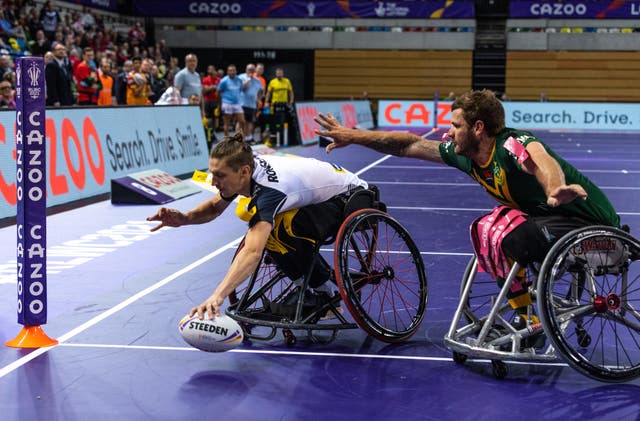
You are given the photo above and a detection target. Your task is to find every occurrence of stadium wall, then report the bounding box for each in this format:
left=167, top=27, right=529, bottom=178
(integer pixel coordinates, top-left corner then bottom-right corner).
left=154, top=18, right=476, bottom=50
left=506, top=51, right=640, bottom=102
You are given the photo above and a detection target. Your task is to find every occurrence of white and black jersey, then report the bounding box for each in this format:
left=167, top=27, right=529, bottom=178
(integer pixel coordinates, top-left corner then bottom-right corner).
left=239, top=155, right=367, bottom=227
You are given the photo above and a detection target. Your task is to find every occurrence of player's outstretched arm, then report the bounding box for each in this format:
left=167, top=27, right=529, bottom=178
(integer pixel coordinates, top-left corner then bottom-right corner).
left=314, top=112, right=444, bottom=163
left=525, top=141, right=587, bottom=207
left=191, top=220, right=272, bottom=319
left=547, top=185, right=588, bottom=207
left=146, top=207, right=187, bottom=232
left=146, top=194, right=232, bottom=232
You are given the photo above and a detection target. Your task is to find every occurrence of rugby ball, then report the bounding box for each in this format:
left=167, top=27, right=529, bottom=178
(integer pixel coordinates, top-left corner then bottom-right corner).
left=178, top=314, right=244, bottom=352
left=132, top=72, right=145, bottom=85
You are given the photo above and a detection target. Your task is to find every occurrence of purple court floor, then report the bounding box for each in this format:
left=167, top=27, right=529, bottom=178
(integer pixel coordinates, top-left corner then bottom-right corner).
left=1, top=128, right=640, bottom=420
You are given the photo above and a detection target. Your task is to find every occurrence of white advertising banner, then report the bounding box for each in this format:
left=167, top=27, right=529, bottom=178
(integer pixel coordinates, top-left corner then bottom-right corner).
left=0, top=106, right=209, bottom=219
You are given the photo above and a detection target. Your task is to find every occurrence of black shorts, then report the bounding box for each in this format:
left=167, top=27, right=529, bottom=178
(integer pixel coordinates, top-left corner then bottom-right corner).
left=242, top=106, right=257, bottom=124
left=204, top=101, right=217, bottom=119
left=502, top=214, right=595, bottom=266
left=265, top=195, right=346, bottom=287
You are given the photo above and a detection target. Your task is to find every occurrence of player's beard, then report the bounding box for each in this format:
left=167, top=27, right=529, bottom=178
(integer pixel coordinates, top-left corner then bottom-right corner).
left=454, top=130, right=479, bottom=158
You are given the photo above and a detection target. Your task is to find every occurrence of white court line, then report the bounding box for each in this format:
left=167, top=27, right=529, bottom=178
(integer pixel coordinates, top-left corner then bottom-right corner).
left=318, top=248, right=472, bottom=257
left=387, top=206, right=640, bottom=217
left=389, top=206, right=489, bottom=212
left=0, top=236, right=244, bottom=379
left=421, top=127, right=438, bottom=139
left=375, top=165, right=640, bottom=174
left=353, top=155, right=392, bottom=176
left=56, top=342, right=569, bottom=368
left=370, top=181, right=640, bottom=190
left=0, top=157, right=392, bottom=379
left=546, top=129, right=640, bottom=134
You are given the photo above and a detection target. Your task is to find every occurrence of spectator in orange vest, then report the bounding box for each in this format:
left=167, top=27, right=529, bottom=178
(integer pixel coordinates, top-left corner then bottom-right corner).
left=97, top=57, right=115, bottom=106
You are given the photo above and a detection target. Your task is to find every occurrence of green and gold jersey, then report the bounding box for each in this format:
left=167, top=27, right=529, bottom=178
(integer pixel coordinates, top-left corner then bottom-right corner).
left=439, top=128, right=620, bottom=227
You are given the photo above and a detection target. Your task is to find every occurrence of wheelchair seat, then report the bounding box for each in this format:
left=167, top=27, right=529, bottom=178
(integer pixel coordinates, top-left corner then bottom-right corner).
left=343, top=185, right=387, bottom=217
left=321, top=185, right=386, bottom=246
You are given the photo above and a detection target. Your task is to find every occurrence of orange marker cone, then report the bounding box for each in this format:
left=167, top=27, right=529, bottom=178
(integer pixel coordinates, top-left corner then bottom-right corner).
left=5, top=326, right=58, bottom=348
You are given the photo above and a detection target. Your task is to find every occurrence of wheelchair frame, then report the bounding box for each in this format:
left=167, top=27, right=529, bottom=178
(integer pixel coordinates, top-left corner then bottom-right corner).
left=445, top=225, right=640, bottom=382
left=226, top=187, right=428, bottom=347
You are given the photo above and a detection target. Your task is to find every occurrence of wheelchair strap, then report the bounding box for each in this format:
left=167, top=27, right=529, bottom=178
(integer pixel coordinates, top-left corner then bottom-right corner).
left=470, top=205, right=527, bottom=282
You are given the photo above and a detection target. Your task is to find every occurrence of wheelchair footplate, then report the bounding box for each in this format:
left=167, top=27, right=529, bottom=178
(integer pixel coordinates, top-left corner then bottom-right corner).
left=227, top=282, right=358, bottom=346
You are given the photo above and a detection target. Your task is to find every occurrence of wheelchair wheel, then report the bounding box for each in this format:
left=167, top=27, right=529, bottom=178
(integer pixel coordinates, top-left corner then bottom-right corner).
left=334, top=209, right=427, bottom=343
left=459, top=256, right=537, bottom=327
left=460, top=255, right=504, bottom=326
left=537, top=226, right=640, bottom=382
left=228, top=237, right=289, bottom=314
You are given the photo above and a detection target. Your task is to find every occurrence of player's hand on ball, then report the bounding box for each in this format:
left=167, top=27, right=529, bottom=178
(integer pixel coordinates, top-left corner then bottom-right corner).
left=190, top=294, right=224, bottom=320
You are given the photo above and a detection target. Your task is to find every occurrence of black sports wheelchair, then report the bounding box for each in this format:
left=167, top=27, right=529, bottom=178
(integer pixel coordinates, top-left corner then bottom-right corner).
left=444, top=224, right=640, bottom=382
left=226, top=186, right=428, bottom=347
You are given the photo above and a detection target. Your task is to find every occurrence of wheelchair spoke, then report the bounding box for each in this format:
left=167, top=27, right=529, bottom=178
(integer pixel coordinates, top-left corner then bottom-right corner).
left=622, top=302, right=640, bottom=325
left=609, top=310, right=640, bottom=334
left=552, top=302, right=598, bottom=323
left=602, top=316, right=638, bottom=369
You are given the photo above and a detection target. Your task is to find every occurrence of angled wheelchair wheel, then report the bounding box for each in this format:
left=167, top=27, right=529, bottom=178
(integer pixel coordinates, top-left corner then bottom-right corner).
left=334, top=209, right=427, bottom=343
left=460, top=255, right=509, bottom=326
left=459, top=256, right=537, bottom=328
left=537, top=226, right=640, bottom=382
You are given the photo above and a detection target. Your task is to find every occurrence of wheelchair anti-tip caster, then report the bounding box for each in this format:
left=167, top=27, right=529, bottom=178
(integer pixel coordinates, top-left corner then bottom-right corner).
left=491, top=360, right=508, bottom=380
left=452, top=351, right=467, bottom=365
left=576, top=326, right=591, bottom=348
left=283, top=329, right=297, bottom=347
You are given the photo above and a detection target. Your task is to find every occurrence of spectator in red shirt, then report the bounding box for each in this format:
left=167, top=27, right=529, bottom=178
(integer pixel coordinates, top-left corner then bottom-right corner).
left=202, top=64, right=220, bottom=139
left=74, top=46, right=99, bottom=105
left=128, top=21, right=146, bottom=50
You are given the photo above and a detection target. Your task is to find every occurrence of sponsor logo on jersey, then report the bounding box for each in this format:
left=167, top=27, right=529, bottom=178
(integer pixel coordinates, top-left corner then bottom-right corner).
left=256, top=157, right=279, bottom=182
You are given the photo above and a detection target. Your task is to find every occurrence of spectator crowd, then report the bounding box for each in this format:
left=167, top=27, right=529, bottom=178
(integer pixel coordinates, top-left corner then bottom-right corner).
left=0, top=0, right=297, bottom=147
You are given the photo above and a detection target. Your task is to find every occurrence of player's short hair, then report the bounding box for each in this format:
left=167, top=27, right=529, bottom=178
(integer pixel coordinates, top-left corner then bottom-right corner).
left=210, top=132, right=254, bottom=171
left=452, top=89, right=505, bottom=137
